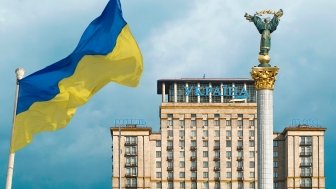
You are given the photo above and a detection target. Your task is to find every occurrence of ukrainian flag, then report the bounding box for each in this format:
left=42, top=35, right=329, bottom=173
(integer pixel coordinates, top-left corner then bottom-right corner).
left=11, top=0, right=143, bottom=152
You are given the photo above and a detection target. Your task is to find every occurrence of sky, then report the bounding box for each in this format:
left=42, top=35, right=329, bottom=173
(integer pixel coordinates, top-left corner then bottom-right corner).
left=0, top=0, right=335, bottom=188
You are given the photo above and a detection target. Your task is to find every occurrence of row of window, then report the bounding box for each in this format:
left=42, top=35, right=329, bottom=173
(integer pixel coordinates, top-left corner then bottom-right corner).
left=167, top=119, right=255, bottom=127
left=155, top=171, right=255, bottom=179
left=157, top=181, right=255, bottom=189
left=164, top=130, right=255, bottom=138
left=155, top=150, right=257, bottom=159
left=155, top=160, right=255, bottom=169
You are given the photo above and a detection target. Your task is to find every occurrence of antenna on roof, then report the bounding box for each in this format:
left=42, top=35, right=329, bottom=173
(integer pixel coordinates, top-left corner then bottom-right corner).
left=203, top=74, right=205, bottom=79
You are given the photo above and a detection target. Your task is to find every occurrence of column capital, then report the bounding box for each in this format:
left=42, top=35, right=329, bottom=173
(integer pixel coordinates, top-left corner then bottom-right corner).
left=251, top=67, right=279, bottom=90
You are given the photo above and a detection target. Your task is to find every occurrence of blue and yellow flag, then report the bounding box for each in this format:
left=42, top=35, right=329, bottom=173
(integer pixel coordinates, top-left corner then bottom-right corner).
left=11, top=0, right=143, bottom=152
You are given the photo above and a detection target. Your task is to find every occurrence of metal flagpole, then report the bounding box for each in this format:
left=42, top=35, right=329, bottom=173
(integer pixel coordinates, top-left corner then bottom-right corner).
left=118, top=121, right=121, bottom=189
left=5, top=68, right=25, bottom=189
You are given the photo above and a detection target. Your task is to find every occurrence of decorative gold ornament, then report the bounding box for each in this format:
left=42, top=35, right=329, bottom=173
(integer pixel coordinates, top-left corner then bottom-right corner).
left=251, top=67, right=279, bottom=90
left=258, top=54, right=271, bottom=64
left=255, top=9, right=276, bottom=16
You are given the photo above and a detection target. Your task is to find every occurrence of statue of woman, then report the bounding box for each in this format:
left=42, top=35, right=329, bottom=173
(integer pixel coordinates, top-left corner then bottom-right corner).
left=245, top=9, right=283, bottom=56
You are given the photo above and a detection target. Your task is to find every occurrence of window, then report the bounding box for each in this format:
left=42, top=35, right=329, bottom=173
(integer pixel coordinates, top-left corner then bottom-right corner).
left=238, top=161, right=243, bottom=168
left=168, top=114, right=173, bottom=118
left=249, top=140, right=255, bottom=147
left=191, top=130, right=196, bottom=137
left=215, top=114, right=220, bottom=118
left=238, top=182, right=243, bottom=189
left=179, top=161, right=185, bottom=168
left=238, top=140, right=243, bottom=147
left=273, top=182, right=278, bottom=188
left=250, top=182, right=255, bottom=189
left=226, top=120, right=231, bottom=126
left=249, top=120, right=255, bottom=127
left=237, top=120, right=243, bottom=127
left=214, top=140, right=220, bottom=147
left=179, top=151, right=185, bottom=158
left=179, top=172, right=185, bottom=178
left=226, top=151, right=232, bottom=158
left=238, top=130, right=243, bottom=137
left=191, top=140, right=197, bottom=147
left=226, top=140, right=232, bottom=147
left=191, top=114, right=196, bottom=118
left=168, top=181, right=173, bottom=189
left=226, top=182, right=232, bottom=188
left=273, top=140, right=278, bottom=147
left=273, top=161, right=278, bottom=168
left=180, top=182, right=185, bottom=188
left=203, top=151, right=208, bottom=157
left=203, top=130, right=208, bottom=137
left=238, top=171, right=243, bottom=178
left=215, top=130, right=220, bottom=137
left=203, top=161, right=209, bottom=168
left=250, top=161, right=255, bottom=168
left=167, top=140, right=173, bottom=147
left=226, top=161, right=231, bottom=168
left=156, top=182, right=162, bottom=189
left=203, top=172, right=209, bottom=178
left=203, top=181, right=209, bottom=189
left=203, top=120, right=208, bottom=126
left=301, top=178, right=312, bottom=187
left=179, top=120, right=185, bottom=127
left=238, top=151, right=243, bottom=158
left=273, top=151, right=278, bottom=157
left=156, top=161, right=161, bottom=168
left=156, top=140, right=161, bottom=147
left=179, top=140, right=185, bottom=148
left=249, top=130, right=255, bottom=137
left=226, top=130, right=232, bottom=137
left=214, top=120, right=220, bottom=126
left=156, top=172, right=162, bottom=178
left=249, top=151, right=255, bottom=158
left=179, top=130, right=185, bottom=137
left=168, top=120, right=173, bottom=127
left=273, top=171, right=278, bottom=178
left=191, top=182, right=197, bottom=189
left=203, top=140, right=208, bottom=147
left=191, top=120, right=197, bottom=127
left=156, top=151, right=161, bottom=158
left=250, top=172, right=255, bottom=178
left=238, top=114, right=243, bottom=118
left=167, top=130, right=173, bottom=137
left=226, top=172, right=232, bottom=178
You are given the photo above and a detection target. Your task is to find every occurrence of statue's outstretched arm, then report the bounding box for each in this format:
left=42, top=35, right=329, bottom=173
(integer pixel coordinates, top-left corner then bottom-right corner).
left=270, top=9, right=283, bottom=32
left=244, top=13, right=254, bottom=22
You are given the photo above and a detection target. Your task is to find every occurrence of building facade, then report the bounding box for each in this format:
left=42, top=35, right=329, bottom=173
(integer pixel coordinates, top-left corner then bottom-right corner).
left=111, top=78, right=325, bottom=189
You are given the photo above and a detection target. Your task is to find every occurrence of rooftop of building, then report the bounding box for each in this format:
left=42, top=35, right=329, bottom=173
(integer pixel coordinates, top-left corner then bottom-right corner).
left=282, top=124, right=326, bottom=134
left=110, top=124, right=153, bottom=135
left=157, top=78, right=254, bottom=94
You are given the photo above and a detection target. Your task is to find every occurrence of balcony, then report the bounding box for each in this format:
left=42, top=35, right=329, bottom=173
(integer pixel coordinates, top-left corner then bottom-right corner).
left=300, top=173, right=312, bottom=177
left=191, top=177, right=197, bottom=181
left=167, top=156, right=173, bottom=161
left=190, top=146, right=197, bottom=151
left=167, top=166, right=173, bottom=171
left=237, top=146, right=243, bottom=151
left=213, top=156, right=220, bottom=161
left=214, top=167, right=220, bottom=171
left=237, top=177, right=244, bottom=181
left=237, top=156, right=243, bottom=161
left=125, top=173, right=137, bottom=178
left=214, top=177, right=220, bottom=181
left=300, top=184, right=312, bottom=188
left=190, top=156, right=197, bottom=161
left=213, top=146, right=220, bottom=150
left=190, top=167, right=197, bottom=171
left=124, top=141, right=137, bottom=146
left=300, top=152, right=312, bottom=157
left=167, top=176, right=174, bottom=181
left=125, top=185, right=137, bottom=189
left=237, top=167, right=244, bottom=171
left=167, top=146, right=173, bottom=150
left=124, top=153, right=137, bottom=157
left=300, top=163, right=312, bottom=167
left=125, top=163, right=137, bottom=167
left=300, top=141, right=312, bottom=146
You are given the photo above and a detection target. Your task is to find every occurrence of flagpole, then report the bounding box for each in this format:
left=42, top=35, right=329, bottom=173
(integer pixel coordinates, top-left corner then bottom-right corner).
left=5, top=68, right=25, bottom=189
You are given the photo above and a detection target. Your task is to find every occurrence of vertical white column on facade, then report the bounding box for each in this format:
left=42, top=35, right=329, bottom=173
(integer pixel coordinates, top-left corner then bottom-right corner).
left=174, top=82, right=177, bottom=103
left=186, top=83, right=189, bottom=103
left=257, top=89, right=274, bottom=189
left=162, top=82, right=166, bottom=103
left=220, top=83, right=224, bottom=103
left=197, top=82, right=200, bottom=103
left=209, top=83, right=212, bottom=103
left=244, top=83, right=247, bottom=103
